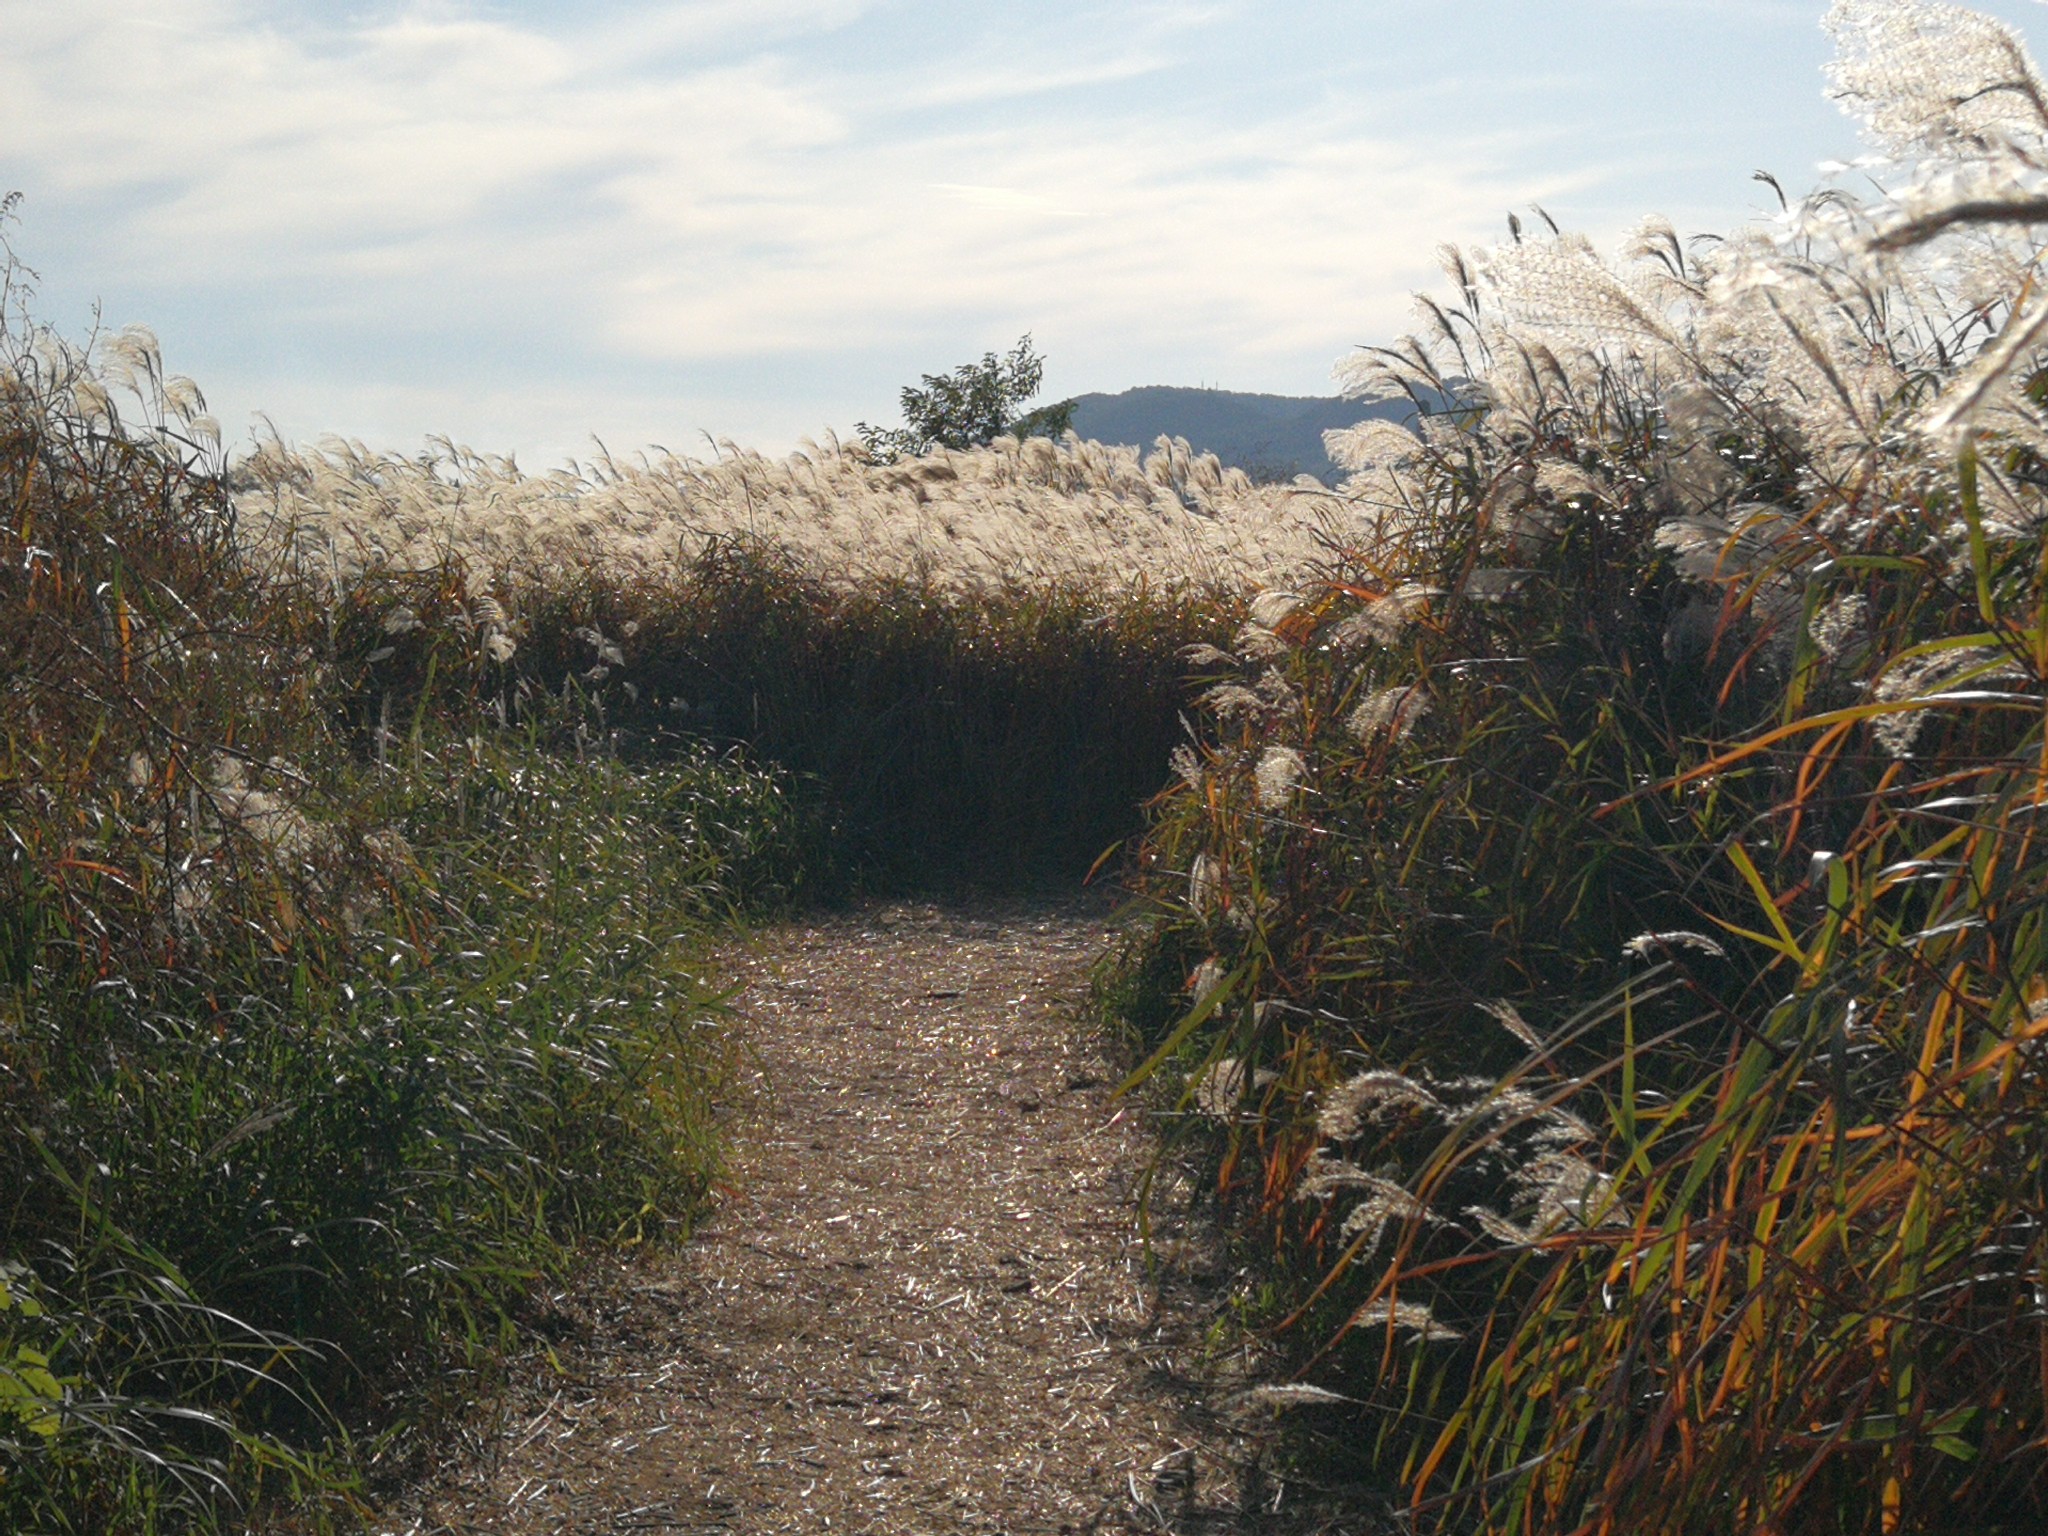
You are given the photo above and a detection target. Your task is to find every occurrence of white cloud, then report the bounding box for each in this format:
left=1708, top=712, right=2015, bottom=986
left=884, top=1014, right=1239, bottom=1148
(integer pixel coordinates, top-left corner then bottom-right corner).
left=0, top=0, right=1642, bottom=458
left=0, top=2, right=848, bottom=257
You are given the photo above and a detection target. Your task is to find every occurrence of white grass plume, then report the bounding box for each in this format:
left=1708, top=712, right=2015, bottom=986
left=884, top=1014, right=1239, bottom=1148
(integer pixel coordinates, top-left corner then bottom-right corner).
left=239, top=431, right=1372, bottom=597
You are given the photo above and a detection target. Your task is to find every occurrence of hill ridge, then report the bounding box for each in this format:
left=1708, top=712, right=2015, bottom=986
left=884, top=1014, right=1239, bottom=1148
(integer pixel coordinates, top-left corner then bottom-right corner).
left=1066, top=383, right=1410, bottom=484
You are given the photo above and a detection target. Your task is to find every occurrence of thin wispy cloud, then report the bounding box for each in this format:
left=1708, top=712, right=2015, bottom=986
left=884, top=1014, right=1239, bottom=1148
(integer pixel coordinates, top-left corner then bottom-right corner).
left=894, top=51, right=1181, bottom=110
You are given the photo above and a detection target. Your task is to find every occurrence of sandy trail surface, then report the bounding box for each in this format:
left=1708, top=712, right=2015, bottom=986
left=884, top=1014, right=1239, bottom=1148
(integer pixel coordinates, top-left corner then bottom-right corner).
left=392, top=899, right=1360, bottom=1535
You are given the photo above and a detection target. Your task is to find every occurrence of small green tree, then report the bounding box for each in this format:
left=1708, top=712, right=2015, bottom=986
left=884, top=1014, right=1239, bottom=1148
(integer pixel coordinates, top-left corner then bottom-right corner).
left=856, top=334, right=1075, bottom=463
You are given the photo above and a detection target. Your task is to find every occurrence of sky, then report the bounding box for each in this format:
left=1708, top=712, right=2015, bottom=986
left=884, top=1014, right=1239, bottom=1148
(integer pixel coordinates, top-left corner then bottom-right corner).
left=1, top=0, right=2042, bottom=466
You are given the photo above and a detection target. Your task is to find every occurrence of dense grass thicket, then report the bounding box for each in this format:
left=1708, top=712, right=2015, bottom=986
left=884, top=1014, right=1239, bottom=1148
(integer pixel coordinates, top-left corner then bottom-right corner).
left=0, top=274, right=822, bottom=1525
left=344, top=540, right=1229, bottom=886
left=1105, top=4, right=2048, bottom=1530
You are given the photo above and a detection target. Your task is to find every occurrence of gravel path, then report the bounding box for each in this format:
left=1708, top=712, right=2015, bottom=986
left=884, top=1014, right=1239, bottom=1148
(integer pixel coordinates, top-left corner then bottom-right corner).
left=389, top=899, right=1362, bottom=1535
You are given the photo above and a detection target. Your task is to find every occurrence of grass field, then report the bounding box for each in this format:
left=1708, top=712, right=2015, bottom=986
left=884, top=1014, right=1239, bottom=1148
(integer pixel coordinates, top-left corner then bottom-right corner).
left=14, top=1, right=2048, bottom=1530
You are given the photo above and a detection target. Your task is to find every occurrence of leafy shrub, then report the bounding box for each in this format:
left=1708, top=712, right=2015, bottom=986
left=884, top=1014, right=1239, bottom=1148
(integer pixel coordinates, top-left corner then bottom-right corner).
left=856, top=333, right=1074, bottom=462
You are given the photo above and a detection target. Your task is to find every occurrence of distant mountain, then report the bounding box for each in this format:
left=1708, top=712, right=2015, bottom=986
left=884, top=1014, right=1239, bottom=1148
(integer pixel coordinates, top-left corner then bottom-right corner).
left=1065, top=385, right=1412, bottom=485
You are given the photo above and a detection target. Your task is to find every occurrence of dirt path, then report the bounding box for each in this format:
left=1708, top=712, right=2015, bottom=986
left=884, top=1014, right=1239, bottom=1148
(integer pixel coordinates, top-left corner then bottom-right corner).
left=391, top=900, right=1361, bottom=1535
